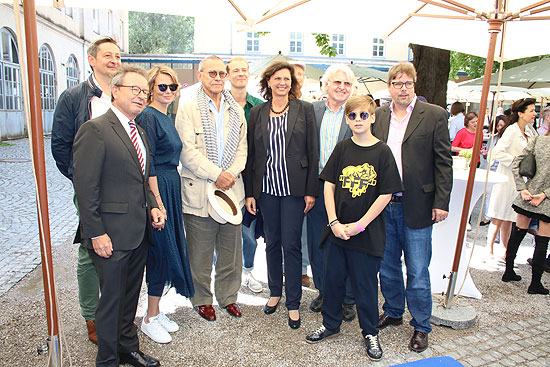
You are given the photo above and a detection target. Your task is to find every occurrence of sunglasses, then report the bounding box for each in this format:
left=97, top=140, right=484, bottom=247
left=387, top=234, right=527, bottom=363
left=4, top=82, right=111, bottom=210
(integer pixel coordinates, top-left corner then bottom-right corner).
left=207, top=70, right=227, bottom=79
left=157, top=83, right=178, bottom=92
left=347, top=111, right=370, bottom=121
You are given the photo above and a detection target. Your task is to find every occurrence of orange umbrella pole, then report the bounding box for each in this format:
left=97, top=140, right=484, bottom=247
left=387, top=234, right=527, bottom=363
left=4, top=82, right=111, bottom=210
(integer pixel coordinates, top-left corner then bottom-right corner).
left=443, top=18, right=504, bottom=308
left=23, top=0, right=61, bottom=364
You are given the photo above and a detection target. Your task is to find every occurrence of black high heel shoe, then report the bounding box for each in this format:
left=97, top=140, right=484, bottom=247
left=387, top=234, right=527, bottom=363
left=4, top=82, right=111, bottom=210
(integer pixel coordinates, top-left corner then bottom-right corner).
left=288, top=311, right=301, bottom=329
left=264, top=298, right=280, bottom=315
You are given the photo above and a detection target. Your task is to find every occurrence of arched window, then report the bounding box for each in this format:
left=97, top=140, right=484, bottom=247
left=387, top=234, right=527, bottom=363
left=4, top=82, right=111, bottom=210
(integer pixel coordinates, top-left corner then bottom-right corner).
left=39, top=44, right=56, bottom=110
left=66, top=54, right=79, bottom=88
left=0, top=28, right=22, bottom=110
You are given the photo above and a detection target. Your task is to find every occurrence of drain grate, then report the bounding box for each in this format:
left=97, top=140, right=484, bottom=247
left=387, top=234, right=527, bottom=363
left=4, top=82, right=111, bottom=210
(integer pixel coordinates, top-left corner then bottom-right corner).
left=0, top=158, right=31, bottom=163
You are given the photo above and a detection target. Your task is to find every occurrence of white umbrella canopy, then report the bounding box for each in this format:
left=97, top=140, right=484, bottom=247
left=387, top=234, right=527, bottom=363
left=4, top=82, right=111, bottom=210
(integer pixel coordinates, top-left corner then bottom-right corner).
left=459, top=58, right=550, bottom=89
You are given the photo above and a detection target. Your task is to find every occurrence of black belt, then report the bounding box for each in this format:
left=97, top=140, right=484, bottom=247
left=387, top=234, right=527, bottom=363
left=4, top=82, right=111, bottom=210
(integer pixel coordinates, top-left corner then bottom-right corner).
left=390, top=195, right=403, bottom=203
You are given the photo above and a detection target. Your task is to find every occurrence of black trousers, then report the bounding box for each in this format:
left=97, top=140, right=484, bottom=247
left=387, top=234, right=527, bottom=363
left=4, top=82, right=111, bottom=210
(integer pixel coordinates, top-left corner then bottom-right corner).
left=90, top=240, right=148, bottom=367
left=260, top=193, right=305, bottom=310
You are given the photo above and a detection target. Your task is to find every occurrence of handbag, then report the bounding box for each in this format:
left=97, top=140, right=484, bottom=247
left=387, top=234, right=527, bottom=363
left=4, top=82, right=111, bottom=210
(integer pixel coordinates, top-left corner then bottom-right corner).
left=518, top=137, right=537, bottom=179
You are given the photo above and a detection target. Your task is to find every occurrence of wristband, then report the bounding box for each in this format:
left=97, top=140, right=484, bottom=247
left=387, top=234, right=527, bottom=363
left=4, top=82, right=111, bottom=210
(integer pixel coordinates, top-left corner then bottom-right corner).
left=355, top=222, right=365, bottom=232
left=328, top=219, right=339, bottom=227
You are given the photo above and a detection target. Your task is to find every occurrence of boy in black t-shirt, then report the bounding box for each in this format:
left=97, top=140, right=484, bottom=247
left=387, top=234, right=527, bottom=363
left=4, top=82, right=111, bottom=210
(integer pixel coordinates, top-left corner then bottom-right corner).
left=305, top=95, right=403, bottom=361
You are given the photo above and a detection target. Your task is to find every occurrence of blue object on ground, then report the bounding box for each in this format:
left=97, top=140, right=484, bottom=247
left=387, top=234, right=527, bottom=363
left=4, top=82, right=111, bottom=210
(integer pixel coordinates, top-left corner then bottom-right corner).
left=391, top=356, right=463, bottom=366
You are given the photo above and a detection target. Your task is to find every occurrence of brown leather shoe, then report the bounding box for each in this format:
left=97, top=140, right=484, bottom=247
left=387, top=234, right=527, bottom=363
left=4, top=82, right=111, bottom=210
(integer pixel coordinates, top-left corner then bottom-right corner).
left=224, top=303, right=242, bottom=318
left=302, top=274, right=312, bottom=287
left=409, top=330, right=429, bottom=352
left=86, top=320, right=98, bottom=344
left=376, top=313, right=403, bottom=330
left=195, top=305, right=216, bottom=321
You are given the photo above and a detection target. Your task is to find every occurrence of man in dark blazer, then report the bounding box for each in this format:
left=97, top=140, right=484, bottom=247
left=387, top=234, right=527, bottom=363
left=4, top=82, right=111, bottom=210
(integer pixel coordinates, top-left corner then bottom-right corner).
left=372, top=62, right=452, bottom=353
left=307, top=65, right=356, bottom=321
left=73, top=65, right=164, bottom=367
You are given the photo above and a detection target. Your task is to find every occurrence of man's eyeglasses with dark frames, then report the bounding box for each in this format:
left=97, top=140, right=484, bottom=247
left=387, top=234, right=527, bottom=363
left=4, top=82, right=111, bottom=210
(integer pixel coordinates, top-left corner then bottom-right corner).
left=206, top=70, right=227, bottom=79
left=116, top=85, right=150, bottom=98
left=391, top=81, right=415, bottom=89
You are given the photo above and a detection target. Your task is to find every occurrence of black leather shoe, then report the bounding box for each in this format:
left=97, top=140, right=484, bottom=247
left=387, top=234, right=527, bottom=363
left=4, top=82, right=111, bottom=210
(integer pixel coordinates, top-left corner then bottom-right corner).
left=264, top=298, right=280, bottom=315
left=527, top=282, right=549, bottom=295
left=409, top=330, right=429, bottom=353
left=502, top=271, right=521, bottom=282
left=365, top=334, right=383, bottom=361
left=310, top=293, right=323, bottom=312
left=376, top=313, right=403, bottom=330
left=288, top=313, right=301, bottom=329
left=119, top=351, right=160, bottom=367
left=306, top=325, right=340, bottom=344
left=342, top=303, right=356, bottom=322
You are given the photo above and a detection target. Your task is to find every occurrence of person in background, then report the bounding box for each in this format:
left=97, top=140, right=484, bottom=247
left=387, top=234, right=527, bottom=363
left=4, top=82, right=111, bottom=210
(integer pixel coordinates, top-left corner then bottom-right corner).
left=451, top=112, right=486, bottom=166
left=226, top=57, right=265, bottom=293
left=538, top=106, right=550, bottom=135
left=507, top=128, right=550, bottom=294
left=245, top=61, right=318, bottom=330
left=51, top=36, right=121, bottom=344
left=307, top=64, right=357, bottom=322
left=487, top=99, right=538, bottom=264
left=448, top=101, right=466, bottom=142
left=136, top=66, right=194, bottom=344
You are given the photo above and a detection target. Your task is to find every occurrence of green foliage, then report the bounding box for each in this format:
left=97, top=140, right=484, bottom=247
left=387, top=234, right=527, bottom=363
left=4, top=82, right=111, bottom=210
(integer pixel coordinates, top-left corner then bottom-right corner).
left=313, top=33, right=337, bottom=58
left=450, top=52, right=549, bottom=80
left=129, top=12, right=194, bottom=54
left=0, top=142, right=13, bottom=147
left=256, top=32, right=270, bottom=37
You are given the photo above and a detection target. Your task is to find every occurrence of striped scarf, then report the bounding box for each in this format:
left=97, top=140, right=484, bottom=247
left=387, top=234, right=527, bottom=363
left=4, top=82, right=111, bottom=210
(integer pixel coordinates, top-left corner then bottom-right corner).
left=197, top=87, right=242, bottom=171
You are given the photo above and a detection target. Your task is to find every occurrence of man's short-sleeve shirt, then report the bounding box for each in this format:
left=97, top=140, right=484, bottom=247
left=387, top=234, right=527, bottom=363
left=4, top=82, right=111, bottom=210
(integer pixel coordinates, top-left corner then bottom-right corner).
left=320, top=138, right=403, bottom=256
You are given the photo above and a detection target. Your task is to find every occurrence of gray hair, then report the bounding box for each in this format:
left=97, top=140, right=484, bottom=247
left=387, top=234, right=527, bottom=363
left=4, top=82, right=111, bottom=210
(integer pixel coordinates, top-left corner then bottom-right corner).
left=542, top=106, right=550, bottom=119
left=87, top=36, right=119, bottom=57
left=199, top=55, right=224, bottom=71
left=320, top=64, right=357, bottom=94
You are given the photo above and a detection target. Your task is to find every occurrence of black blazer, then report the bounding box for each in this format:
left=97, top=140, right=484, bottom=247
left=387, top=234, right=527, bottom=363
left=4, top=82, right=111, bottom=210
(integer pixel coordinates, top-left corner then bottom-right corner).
left=73, top=108, right=157, bottom=250
left=372, top=100, right=453, bottom=229
left=245, top=99, right=319, bottom=200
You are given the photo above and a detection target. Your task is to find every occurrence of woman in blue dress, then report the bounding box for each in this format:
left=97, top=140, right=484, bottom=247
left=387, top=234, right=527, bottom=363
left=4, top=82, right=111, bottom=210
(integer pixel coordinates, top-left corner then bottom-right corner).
left=136, top=65, right=194, bottom=344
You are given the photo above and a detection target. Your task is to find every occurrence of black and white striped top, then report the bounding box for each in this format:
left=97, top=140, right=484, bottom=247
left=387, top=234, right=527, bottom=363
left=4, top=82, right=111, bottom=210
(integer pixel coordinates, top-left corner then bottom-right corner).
left=262, top=112, right=291, bottom=196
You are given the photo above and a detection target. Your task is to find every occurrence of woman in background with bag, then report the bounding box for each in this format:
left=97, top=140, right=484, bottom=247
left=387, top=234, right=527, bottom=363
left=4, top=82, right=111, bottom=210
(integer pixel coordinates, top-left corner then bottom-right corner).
left=487, top=99, right=537, bottom=260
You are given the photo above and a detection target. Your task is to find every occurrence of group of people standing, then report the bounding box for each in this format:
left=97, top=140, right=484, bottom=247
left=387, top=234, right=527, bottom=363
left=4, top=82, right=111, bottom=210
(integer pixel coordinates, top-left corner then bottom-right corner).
left=52, top=35, right=546, bottom=367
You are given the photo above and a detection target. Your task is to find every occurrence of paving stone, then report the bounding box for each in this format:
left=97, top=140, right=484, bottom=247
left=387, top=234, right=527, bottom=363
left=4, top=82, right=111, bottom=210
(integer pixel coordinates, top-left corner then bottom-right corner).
left=508, top=353, right=526, bottom=364
left=464, top=356, right=485, bottom=366
left=499, top=358, right=517, bottom=366
left=519, top=351, right=537, bottom=361
left=506, top=322, right=522, bottom=331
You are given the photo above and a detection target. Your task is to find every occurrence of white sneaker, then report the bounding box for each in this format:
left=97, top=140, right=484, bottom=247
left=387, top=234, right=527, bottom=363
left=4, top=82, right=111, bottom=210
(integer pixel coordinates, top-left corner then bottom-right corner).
left=141, top=316, right=172, bottom=344
left=242, top=270, right=262, bottom=293
left=156, top=312, right=179, bottom=333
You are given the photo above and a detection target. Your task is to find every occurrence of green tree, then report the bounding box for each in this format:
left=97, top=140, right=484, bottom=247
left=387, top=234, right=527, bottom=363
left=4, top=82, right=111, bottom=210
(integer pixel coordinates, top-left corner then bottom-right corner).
left=312, top=33, right=337, bottom=57
left=129, top=12, right=194, bottom=54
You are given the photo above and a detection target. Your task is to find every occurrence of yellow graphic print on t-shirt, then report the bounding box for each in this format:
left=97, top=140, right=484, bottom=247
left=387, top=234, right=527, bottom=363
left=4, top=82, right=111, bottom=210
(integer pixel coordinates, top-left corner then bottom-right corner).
left=339, top=163, right=377, bottom=198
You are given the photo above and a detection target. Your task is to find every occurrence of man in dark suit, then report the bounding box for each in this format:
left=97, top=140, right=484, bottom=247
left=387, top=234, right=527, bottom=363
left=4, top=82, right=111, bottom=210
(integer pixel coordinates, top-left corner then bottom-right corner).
left=73, top=65, right=164, bottom=367
left=307, top=64, right=356, bottom=321
left=372, top=62, right=452, bottom=353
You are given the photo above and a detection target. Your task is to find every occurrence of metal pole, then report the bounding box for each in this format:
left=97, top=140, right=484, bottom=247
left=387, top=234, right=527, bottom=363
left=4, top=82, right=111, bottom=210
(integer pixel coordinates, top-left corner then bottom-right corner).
left=443, top=16, right=504, bottom=308
left=22, top=0, right=61, bottom=364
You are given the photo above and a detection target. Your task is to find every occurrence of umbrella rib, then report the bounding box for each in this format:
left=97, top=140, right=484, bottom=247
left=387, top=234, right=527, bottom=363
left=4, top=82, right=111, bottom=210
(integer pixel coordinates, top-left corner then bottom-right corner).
left=227, top=0, right=248, bottom=21
left=519, top=0, right=550, bottom=13
left=410, top=13, right=477, bottom=20
left=507, top=1, right=550, bottom=20
left=439, top=0, right=488, bottom=18
left=256, top=0, right=311, bottom=24
left=386, top=3, right=426, bottom=37
left=419, top=0, right=470, bottom=15
left=517, top=15, right=550, bottom=20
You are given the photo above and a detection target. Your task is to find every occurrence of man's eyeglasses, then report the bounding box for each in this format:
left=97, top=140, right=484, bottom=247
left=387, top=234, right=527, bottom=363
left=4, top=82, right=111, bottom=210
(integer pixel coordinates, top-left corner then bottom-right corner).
left=206, top=70, right=227, bottom=79
left=391, top=81, right=415, bottom=89
left=331, top=80, right=353, bottom=88
left=157, top=83, right=179, bottom=92
left=116, top=85, right=150, bottom=97
left=347, top=111, right=370, bottom=121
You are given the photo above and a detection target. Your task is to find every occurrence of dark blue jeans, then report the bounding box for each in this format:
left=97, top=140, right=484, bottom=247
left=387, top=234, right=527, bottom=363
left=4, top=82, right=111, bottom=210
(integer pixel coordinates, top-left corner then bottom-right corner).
left=242, top=207, right=257, bottom=271
left=380, top=202, right=433, bottom=334
left=322, top=241, right=380, bottom=337
left=307, top=180, right=354, bottom=303
left=260, top=193, right=304, bottom=310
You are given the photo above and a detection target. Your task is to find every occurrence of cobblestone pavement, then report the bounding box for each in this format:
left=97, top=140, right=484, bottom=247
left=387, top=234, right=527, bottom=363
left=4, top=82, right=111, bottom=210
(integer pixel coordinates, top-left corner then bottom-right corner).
left=0, top=138, right=77, bottom=296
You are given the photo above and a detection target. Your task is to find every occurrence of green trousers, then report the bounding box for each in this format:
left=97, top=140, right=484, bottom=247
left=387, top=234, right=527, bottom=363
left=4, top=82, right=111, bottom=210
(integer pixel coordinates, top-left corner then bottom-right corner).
left=74, top=191, right=99, bottom=321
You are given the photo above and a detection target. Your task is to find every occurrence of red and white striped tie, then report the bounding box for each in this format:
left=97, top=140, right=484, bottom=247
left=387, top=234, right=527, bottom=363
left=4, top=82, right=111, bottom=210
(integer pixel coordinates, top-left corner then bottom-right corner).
left=128, top=121, right=145, bottom=175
